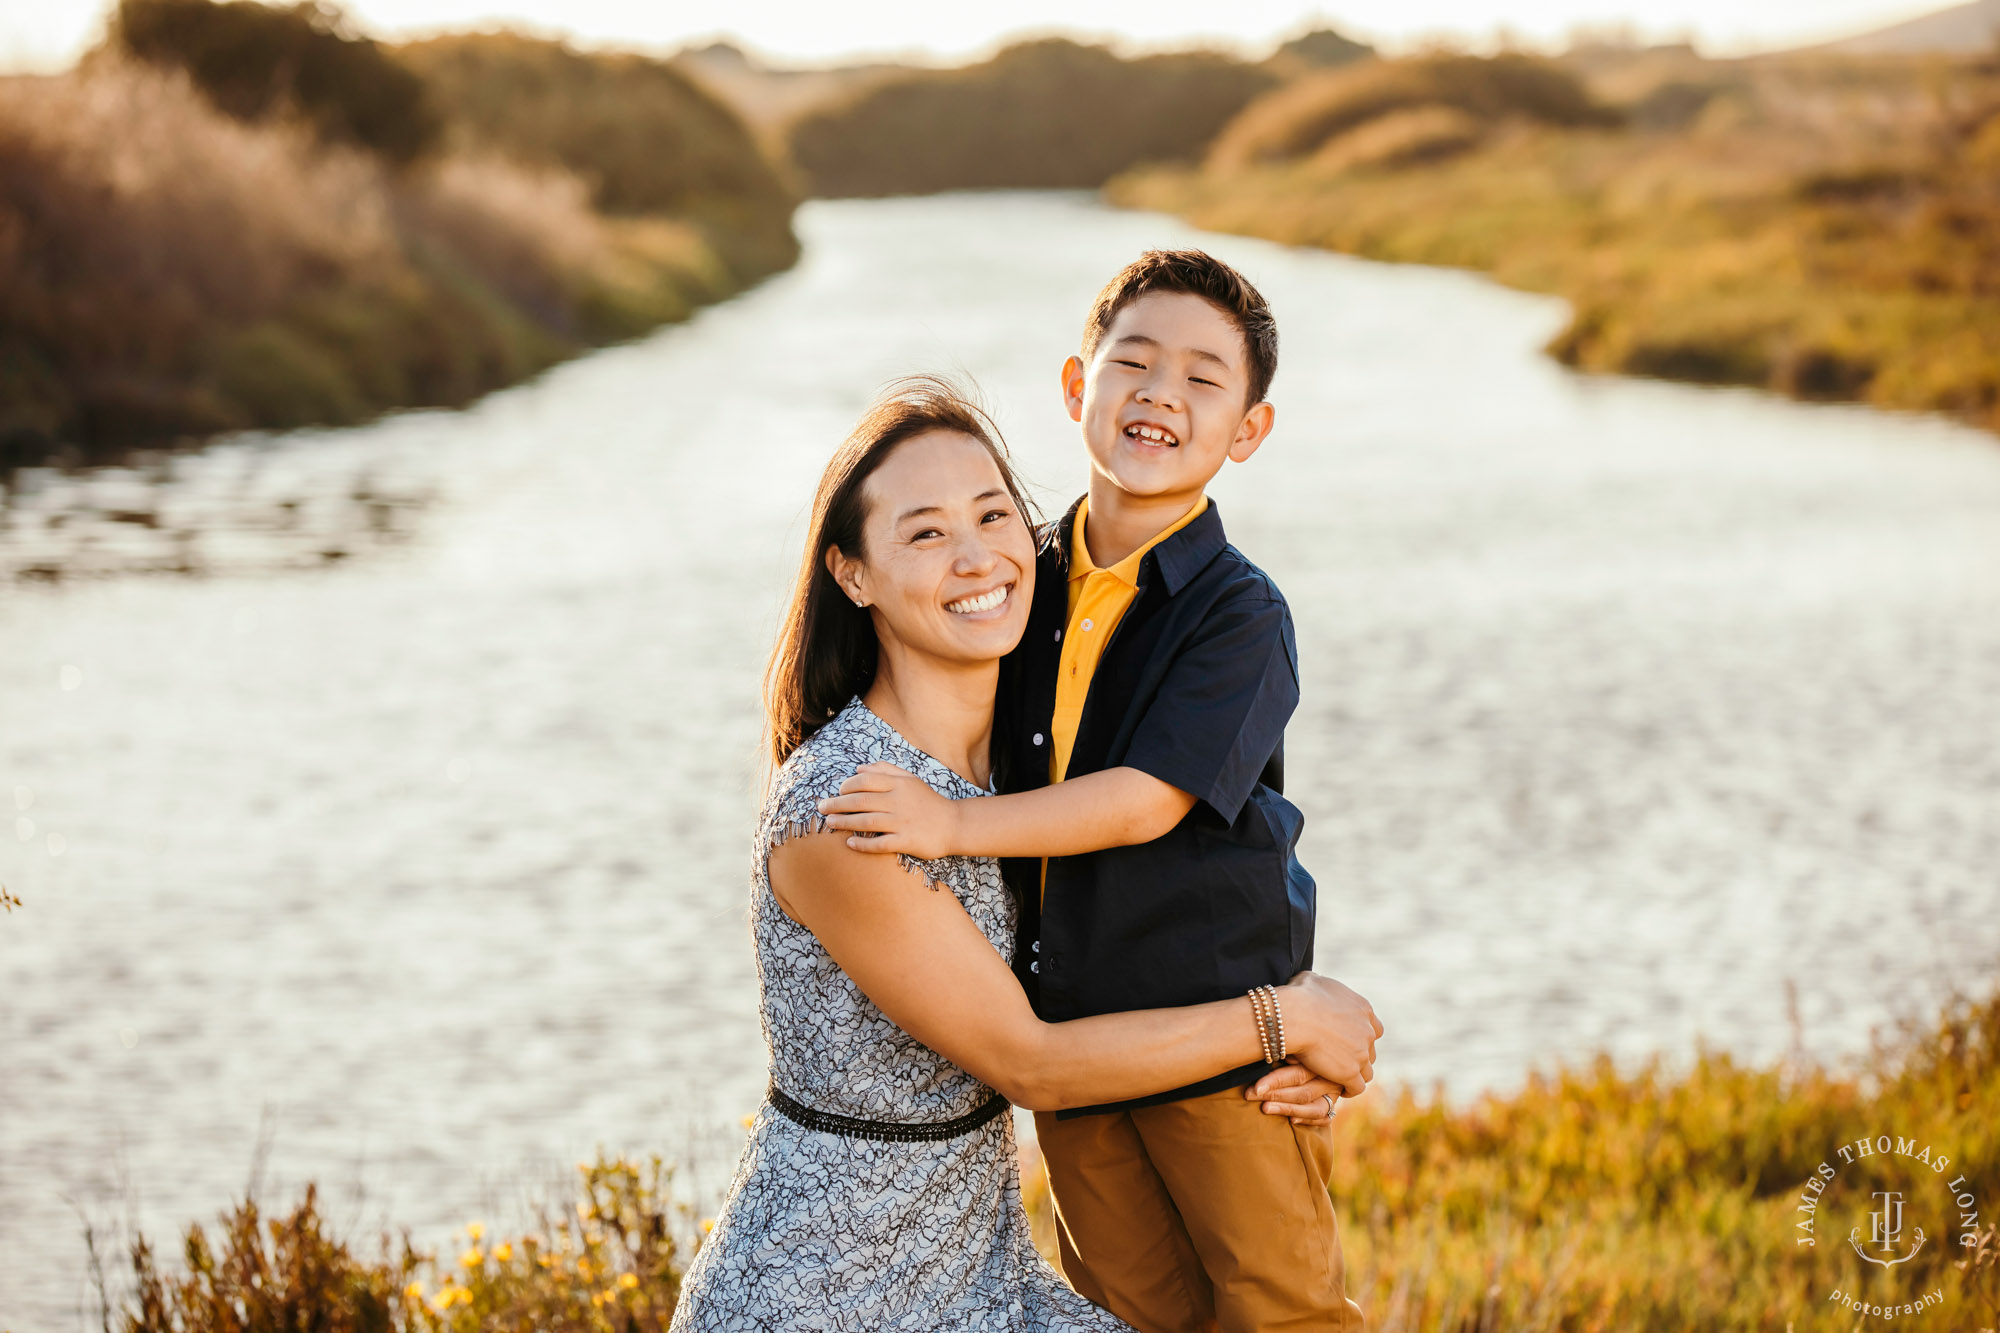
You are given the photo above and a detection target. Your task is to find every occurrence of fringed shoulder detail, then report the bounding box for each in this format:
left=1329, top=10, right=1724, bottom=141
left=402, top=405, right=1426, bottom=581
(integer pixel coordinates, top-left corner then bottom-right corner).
left=756, top=698, right=980, bottom=895
left=757, top=747, right=840, bottom=870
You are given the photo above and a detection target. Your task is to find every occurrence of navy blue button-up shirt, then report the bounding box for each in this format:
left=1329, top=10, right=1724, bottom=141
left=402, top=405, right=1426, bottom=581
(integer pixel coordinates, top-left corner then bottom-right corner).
left=994, top=497, right=1316, bottom=1117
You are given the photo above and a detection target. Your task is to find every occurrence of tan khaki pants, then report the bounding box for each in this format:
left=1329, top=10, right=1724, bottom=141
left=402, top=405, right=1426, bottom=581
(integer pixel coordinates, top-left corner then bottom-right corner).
left=1035, top=1088, right=1365, bottom=1333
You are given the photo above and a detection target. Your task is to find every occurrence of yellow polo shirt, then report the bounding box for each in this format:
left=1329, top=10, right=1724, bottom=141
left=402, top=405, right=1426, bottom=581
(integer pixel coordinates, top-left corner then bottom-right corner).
left=1049, top=495, right=1210, bottom=783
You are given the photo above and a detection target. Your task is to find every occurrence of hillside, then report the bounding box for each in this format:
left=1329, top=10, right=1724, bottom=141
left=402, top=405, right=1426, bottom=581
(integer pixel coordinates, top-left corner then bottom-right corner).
left=1111, top=48, right=2000, bottom=433
left=787, top=38, right=1281, bottom=197
left=1810, top=0, right=2000, bottom=54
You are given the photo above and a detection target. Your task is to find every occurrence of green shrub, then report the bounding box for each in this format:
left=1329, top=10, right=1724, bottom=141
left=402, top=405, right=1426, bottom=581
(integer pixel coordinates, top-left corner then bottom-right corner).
left=396, top=32, right=799, bottom=283
left=111, top=0, right=441, bottom=163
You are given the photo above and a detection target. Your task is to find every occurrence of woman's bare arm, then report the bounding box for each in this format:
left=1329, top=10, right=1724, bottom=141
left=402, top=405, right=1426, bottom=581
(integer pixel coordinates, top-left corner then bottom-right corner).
left=769, top=831, right=1379, bottom=1111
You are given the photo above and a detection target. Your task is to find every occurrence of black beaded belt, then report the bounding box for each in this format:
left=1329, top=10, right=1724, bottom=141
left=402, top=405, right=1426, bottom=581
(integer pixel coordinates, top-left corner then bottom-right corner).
left=766, top=1083, right=1010, bottom=1143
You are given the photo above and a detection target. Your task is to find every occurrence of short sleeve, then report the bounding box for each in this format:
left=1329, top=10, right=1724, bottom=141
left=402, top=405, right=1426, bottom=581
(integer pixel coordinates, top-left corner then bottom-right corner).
left=1120, top=591, right=1299, bottom=824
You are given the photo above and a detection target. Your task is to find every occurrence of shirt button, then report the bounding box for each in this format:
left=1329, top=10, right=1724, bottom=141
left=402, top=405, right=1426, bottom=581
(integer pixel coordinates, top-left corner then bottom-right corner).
left=1031, top=940, right=1040, bottom=953
left=1032, top=733, right=1044, bottom=747
left=1030, top=961, right=1040, bottom=974
left=1054, top=629, right=1062, bottom=642
left=1081, top=618, right=1094, bottom=631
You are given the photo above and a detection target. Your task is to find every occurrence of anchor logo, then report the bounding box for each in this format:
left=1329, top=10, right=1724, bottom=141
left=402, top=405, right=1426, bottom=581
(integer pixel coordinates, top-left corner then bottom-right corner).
left=1850, top=1190, right=1927, bottom=1267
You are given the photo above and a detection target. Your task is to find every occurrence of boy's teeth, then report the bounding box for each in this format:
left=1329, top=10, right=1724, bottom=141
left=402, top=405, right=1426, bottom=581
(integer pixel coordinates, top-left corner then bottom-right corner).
left=947, top=586, right=1008, bottom=614
left=1127, top=424, right=1178, bottom=445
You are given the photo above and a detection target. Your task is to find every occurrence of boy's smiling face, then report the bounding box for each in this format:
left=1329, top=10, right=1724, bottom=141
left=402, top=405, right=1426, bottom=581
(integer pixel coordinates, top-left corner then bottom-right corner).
left=1064, top=290, right=1275, bottom=508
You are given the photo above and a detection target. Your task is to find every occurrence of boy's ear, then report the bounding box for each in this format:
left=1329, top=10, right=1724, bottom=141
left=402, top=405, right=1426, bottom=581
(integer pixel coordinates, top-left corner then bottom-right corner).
left=1060, top=355, right=1086, bottom=423
left=1227, top=401, right=1276, bottom=464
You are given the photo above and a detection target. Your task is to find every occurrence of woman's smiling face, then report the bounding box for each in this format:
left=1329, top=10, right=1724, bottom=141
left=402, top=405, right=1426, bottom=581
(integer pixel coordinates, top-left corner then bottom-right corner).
left=829, top=429, right=1035, bottom=667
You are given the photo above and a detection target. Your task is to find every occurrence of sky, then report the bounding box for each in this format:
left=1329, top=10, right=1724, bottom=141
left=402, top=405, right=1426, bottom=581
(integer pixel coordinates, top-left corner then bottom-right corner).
left=0, top=0, right=1959, bottom=71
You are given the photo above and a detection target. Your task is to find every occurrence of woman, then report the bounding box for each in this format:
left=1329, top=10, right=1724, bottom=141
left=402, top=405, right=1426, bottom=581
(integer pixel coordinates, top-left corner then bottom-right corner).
left=670, top=379, right=1381, bottom=1331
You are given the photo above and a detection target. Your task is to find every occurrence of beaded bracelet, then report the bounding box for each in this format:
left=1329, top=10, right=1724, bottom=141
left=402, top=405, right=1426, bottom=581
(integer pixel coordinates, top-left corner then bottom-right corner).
left=1247, top=984, right=1287, bottom=1065
left=1247, top=986, right=1272, bottom=1063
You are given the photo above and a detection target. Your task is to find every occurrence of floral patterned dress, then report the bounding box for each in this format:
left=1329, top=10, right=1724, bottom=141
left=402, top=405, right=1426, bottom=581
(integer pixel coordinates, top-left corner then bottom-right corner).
left=669, top=699, right=1131, bottom=1333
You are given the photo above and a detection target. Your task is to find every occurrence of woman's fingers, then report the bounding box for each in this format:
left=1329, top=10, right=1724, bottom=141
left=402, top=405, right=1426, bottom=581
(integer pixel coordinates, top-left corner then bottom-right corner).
left=1261, top=1099, right=1331, bottom=1125
left=845, top=834, right=905, bottom=853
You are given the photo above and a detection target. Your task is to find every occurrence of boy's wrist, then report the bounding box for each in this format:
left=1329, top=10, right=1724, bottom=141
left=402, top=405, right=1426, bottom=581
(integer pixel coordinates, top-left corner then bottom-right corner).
left=942, top=797, right=970, bottom=858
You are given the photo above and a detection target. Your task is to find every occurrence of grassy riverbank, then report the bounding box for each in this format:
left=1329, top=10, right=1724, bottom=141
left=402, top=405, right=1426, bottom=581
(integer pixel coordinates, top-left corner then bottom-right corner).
left=0, top=2, right=797, bottom=468
left=1109, top=49, right=2000, bottom=434
left=96, top=979, right=2000, bottom=1331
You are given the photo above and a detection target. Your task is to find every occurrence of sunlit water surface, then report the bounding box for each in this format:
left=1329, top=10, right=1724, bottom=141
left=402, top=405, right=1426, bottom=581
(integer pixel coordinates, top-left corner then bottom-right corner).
left=5, top=194, right=1999, bottom=1325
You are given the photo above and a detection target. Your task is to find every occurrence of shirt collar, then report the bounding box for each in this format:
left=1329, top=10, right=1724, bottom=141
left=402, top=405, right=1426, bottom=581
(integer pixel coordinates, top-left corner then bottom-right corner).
left=1050, top=494, right=1226, bottom=597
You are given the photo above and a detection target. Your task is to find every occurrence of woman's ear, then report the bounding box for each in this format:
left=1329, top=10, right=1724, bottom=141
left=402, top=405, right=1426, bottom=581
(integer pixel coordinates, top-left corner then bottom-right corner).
left=824, top=545, right=868, bottom=608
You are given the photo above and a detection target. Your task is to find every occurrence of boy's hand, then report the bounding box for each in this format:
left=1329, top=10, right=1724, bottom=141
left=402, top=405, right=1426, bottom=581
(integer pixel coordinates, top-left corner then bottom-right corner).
left=817, top=763, right=962, bottom=861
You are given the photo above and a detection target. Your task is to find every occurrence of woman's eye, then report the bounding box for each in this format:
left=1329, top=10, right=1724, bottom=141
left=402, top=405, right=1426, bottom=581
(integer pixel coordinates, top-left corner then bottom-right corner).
left=911, top=528, right=943, bottom=542
left=981, top=508, right=1012, bottom=524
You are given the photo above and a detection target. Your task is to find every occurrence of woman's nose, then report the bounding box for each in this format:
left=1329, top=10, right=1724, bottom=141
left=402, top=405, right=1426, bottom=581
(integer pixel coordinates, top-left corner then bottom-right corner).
left=954, top=533, right=999, bottom=572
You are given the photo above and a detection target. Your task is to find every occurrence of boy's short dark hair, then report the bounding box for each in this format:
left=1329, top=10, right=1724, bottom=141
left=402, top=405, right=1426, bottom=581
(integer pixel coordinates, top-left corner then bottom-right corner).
left=1081, top=249, right=1279, bottom=407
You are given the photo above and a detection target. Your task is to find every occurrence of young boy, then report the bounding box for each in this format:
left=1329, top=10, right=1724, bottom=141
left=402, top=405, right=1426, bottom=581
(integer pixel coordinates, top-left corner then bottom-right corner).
left=817, top=250, right=1373, bottom=1333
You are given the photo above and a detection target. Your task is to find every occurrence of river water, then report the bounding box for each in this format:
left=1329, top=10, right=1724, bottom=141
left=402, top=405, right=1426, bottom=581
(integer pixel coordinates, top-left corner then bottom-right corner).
left=4, top=193, right=1998, bottom=1324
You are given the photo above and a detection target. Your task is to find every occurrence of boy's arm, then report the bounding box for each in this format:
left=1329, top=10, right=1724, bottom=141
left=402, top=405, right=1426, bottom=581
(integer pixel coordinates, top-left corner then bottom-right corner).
left=817, top=764, right=1195, bottom=861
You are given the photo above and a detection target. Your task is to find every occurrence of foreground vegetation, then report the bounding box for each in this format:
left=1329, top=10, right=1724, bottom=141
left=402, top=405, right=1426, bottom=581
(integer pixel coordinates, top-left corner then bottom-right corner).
left=1112, top=47, right=2000, bottom=432
left=100, top=980, right=2000, bottom=1331
left=0, top=0, right=797, bottom=466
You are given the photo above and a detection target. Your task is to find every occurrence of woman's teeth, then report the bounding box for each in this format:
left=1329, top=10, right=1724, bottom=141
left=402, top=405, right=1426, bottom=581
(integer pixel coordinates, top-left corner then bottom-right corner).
left=946, top=586, right=1009, bottom=614
left=1126, top=424, right=1178, bottom=446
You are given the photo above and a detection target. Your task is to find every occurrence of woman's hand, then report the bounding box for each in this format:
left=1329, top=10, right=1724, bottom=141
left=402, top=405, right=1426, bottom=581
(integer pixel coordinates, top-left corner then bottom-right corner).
left=1280, top=972, right=1382, bottom=1099
left=817, top=763, right=962, bottom=860
left=1245, top=1062, right=1347, bottom=1126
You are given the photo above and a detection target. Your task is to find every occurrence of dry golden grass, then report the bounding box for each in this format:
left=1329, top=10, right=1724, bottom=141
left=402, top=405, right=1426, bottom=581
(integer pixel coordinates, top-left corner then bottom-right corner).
left=103, top=980, right=2000, bottom=1331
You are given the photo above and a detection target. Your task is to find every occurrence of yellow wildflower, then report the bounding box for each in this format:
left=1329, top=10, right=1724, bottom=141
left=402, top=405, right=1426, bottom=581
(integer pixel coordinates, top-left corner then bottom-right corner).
left=493, top=1241, right=512, bottom=1263
left=403, top=1281, right=424, bottom=1301
left=701, top=1218, right=716, bottom=1233
left=740, top=1114, right=756, bottom=1129
left=466, top=1221, right=484, bottom=1242
left=459, top=1247, right=482, bottom=1268
left=619, top=1273, right=639, bottom=1291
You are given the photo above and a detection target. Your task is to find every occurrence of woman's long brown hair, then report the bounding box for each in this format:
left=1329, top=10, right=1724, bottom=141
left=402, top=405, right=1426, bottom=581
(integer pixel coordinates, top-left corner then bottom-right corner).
left=763, top=376, right=1038, bottom=769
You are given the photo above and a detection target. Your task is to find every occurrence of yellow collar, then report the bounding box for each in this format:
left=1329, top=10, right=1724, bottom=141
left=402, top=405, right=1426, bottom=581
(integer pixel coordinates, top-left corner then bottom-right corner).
left=1070, top=496, right=1210, bottom=588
